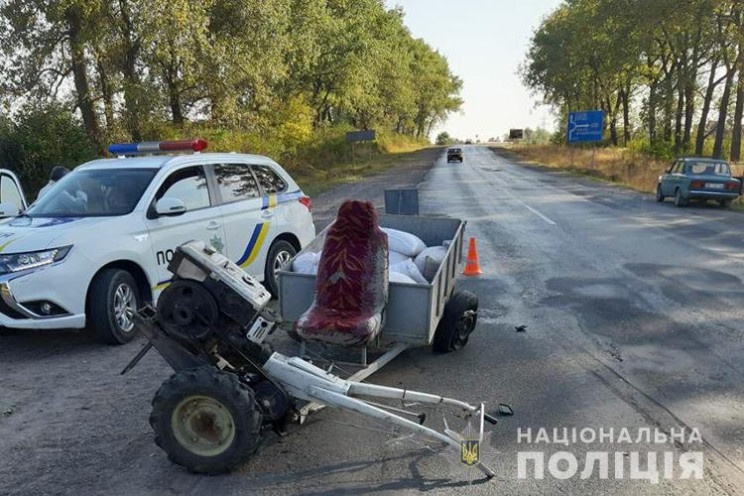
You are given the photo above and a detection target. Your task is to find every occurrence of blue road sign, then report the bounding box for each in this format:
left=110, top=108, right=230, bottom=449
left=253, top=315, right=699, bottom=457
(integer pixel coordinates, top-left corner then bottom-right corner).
left=346, top=130, right=376, bottom=143
left=567, top=111, right=604, bottom=143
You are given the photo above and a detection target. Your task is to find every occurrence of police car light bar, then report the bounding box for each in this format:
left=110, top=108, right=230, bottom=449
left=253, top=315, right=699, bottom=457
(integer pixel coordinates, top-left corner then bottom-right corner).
left=108, top=139, right=208, bottom=155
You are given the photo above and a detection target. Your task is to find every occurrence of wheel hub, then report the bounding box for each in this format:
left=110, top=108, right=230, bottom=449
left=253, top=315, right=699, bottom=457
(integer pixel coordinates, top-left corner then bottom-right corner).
left=113, top=283, right=136, bottom=333
left=171, top=395, right=236, bottom=457
left=453, top=310, right=476, bottom=350
left=273, top=250, right=293, bottom=278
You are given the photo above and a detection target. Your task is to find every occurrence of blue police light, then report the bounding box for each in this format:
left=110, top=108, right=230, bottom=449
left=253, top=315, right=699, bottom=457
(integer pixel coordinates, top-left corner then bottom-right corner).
left=108, top=143, right=140, bottom=155
left=107, top=139, right=208, bottom=155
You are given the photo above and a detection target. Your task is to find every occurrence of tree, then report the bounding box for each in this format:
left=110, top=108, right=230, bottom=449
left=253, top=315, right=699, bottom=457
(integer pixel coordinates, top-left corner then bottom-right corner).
left=0, top=0, right=103, bottom=146
left=523, top=0, right=744, bottom=159
left=436, top=132, right=453, bottom=145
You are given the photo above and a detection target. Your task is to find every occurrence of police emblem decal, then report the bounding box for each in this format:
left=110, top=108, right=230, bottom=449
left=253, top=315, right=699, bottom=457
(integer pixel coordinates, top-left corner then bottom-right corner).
left=461, top=439, right=480, bottom=466
left=209, top=235, right=224, bottom=254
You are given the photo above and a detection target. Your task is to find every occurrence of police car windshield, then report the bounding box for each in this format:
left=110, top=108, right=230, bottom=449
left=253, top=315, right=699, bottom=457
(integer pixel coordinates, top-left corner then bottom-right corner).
left=26, top=168, right=157, bottom=218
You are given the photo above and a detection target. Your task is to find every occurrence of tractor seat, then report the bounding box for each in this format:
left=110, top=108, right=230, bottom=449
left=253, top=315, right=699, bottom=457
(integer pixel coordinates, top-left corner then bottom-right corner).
left=296, top=200, right=389, bottom=346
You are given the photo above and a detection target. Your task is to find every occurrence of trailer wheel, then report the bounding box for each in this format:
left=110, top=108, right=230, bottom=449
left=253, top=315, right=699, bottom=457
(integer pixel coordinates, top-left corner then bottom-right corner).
left=149, top=367, right=263, bottom=474
left=432, top=290, right=479, bottom=353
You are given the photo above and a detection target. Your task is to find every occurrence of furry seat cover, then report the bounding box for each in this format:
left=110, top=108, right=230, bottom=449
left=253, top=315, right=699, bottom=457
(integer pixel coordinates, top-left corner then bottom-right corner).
left=296, top=200, right=389, bottom=346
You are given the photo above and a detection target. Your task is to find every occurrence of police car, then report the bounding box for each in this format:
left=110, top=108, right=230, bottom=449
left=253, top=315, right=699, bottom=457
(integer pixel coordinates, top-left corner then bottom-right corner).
left=0, top=139, right=315, bottom=344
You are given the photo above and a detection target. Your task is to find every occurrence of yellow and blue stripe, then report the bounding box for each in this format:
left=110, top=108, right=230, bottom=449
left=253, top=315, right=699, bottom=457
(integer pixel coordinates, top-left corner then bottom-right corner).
left=237, top=222, right=270, bottom=268
left=152, top=191, right=303, bottom=290
left=153, top=221, right=272, bottom=291
left=261, top=190, right=303, bottom=210
left=154, top=280, right=171, bottom=291
left=0, top=238, right=16, bottom=252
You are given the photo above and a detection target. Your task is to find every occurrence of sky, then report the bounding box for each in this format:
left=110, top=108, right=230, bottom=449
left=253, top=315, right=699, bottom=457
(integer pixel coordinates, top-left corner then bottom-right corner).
left=392, top=0, right=563, bottom=140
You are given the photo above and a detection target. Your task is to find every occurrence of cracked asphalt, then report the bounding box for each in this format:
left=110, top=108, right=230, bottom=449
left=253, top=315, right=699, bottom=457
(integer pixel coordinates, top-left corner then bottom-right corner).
left=2, top=145, right=744, bottom=495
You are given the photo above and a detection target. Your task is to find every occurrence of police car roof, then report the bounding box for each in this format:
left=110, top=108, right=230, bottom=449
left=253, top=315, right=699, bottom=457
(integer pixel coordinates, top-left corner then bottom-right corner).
left=78, top=153, right=277, bottom=171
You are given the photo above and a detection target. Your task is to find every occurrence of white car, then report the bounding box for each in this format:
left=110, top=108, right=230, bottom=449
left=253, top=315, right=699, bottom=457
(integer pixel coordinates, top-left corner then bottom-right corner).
left=0, top=168, right=28, bottom=218
left=0, top=140, right=315, bottom=344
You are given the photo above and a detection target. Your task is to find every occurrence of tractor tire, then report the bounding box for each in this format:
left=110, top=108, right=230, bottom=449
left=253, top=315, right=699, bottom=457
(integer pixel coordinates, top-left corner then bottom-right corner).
left=432, top=290, right=479, bottom=353
left=149, top=367, right=263, bottom=474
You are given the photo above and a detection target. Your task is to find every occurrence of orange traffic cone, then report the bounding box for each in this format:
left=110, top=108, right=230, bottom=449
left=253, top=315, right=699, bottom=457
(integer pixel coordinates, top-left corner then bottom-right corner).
left=463, top=237, right=483, bottom=276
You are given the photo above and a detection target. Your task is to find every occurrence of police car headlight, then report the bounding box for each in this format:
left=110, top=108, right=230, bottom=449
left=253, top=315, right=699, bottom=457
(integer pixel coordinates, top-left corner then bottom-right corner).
left=0, top=246, right=72, bottom=274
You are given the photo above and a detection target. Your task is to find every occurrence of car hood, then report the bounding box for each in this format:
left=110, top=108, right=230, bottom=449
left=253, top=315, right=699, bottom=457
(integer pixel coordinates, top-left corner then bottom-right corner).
left=0, top=217, right=112, bottom=253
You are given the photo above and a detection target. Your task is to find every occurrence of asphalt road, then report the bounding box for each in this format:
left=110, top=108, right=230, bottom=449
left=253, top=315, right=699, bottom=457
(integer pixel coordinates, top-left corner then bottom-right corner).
left=2, top=145, right=744, bottom=495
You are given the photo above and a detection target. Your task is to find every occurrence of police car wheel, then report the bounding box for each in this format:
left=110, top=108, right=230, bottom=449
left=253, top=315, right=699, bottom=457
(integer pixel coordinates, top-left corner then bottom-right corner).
left=89, top=268, right=140, bottom=345
left=264, top=240, right=296, bottom=298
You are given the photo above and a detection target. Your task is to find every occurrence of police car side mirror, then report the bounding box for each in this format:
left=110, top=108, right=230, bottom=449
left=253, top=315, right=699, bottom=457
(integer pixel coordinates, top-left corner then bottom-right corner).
left=0, top=202, right=20, bottom=218
left=155, top=197, right=187, bottom=217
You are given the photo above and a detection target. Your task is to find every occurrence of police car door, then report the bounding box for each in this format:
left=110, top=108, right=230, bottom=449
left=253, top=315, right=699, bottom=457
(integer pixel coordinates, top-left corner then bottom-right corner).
left=212, top=163, right=268, bottom=278
left=146, top=165, right=225, bottom=291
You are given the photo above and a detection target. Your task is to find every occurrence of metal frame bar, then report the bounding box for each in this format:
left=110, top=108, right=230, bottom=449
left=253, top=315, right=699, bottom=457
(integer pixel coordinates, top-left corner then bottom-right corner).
left=264, top=349, right=497, bottom=478
left=297, top=342, right=410, bottom=418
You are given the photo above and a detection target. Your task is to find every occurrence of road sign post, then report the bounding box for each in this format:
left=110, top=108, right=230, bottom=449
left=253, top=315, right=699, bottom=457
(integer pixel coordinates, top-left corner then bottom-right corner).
left=346, top=130, right=376, bottom=162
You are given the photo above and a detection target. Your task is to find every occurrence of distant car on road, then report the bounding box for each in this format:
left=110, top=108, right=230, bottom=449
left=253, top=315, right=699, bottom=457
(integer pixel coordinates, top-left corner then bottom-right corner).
left=447, top=147, right=463, bottom=163
left=465, top=139, right=474, bottom=145
left=657, top=157, right=741, bottom=208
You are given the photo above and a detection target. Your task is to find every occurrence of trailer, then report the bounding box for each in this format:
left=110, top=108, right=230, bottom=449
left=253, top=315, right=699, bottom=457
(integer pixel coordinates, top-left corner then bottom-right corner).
left=279, top=214, right=480, bottom=413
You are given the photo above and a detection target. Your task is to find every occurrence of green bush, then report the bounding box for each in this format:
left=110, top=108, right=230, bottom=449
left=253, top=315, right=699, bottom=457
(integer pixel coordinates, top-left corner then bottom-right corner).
left=0, top=102, right=426, bottom=202
left=0, top=103, right=98, bottom=198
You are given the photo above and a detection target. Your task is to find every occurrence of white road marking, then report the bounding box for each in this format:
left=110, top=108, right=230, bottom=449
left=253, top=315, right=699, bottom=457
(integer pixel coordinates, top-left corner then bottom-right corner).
left=455, top=146, right=558, bottom=226
left=517, top=201, right=557, bottom=225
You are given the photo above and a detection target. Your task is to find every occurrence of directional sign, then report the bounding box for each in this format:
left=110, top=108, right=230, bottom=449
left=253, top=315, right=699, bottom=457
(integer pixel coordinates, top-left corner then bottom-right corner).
left=346, top=130, right=376, bottom=143
left=567, top=111, right=604, bottom=143
left=509, top=129, right=524, bottom=140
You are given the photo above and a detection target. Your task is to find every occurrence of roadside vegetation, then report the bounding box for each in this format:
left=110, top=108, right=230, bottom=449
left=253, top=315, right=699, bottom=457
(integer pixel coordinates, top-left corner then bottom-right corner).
left=0, top=1, right=461, bottom=196
left=505, top=145, right=671, bottom=194
left=522, top=0, right=744, bottom=163
left=505, top=144, right=744, bottom=198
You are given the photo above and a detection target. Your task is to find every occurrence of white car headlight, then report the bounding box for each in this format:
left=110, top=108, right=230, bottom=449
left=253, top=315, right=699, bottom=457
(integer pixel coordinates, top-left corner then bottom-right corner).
left=0, top=246, right=72, bottom=274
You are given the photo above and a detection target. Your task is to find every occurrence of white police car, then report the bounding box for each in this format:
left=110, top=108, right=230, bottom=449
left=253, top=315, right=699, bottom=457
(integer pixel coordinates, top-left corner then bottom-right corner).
left=0, top=139, right=314, bottom=344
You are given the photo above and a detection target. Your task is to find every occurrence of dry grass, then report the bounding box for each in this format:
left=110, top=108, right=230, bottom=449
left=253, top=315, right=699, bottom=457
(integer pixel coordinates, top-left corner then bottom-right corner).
left=505, top=144, right=669, bottom=194
left=506, top=144, right=744, bottom=194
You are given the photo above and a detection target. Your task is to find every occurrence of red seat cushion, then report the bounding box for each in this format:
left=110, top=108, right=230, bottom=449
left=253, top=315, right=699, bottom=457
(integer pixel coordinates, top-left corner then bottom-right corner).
left=296, top=200, right=388, bottom=346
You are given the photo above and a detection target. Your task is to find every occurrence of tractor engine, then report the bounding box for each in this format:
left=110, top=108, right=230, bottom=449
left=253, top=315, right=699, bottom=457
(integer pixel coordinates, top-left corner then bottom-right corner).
left=140, top=241, right=289, bottom=423
left=156, top=241, right=277, bottom=358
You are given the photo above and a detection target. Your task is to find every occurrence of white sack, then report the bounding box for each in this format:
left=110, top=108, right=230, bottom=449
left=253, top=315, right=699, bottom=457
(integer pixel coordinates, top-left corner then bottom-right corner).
left=390, top=259, right=427, bottom=284
left=413, top=246, right=447, bottom=274
left=292, top=251, right=321, bottom=275
left=389, top=250, right=411, bottom=265
left=382, top=228, right=426, bottom=257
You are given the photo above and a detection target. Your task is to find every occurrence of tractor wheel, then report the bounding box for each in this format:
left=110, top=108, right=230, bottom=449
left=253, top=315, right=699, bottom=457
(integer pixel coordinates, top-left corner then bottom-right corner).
left=432, top=290, right=479, bottom=353
left=150, top=367, right=263, bottom=474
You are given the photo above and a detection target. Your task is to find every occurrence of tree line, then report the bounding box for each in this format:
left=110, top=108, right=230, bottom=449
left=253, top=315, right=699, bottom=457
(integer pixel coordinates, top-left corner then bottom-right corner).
left=0, top=0, right=462, bottom=150
left=522, top=0, right=744, bottom=161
